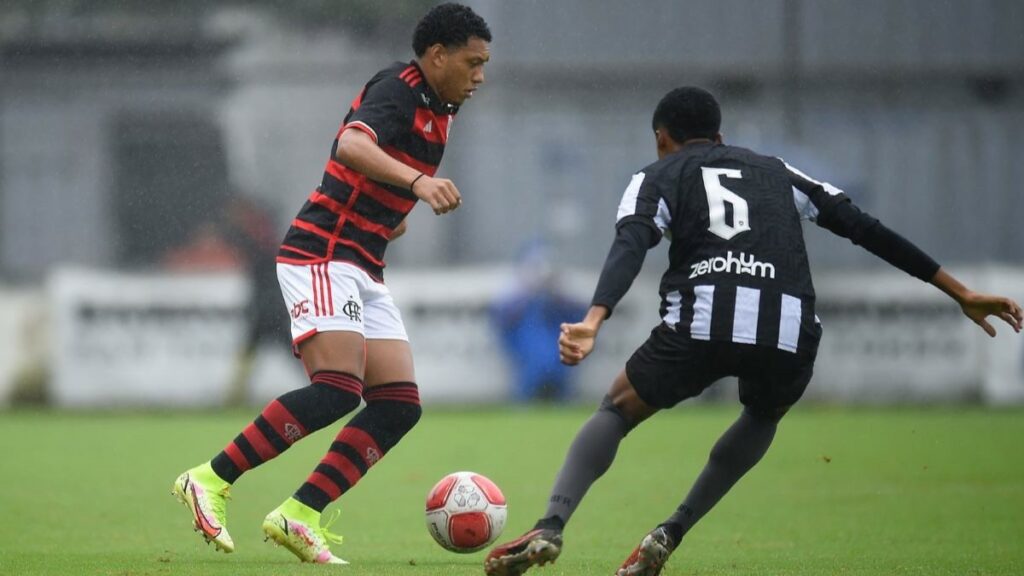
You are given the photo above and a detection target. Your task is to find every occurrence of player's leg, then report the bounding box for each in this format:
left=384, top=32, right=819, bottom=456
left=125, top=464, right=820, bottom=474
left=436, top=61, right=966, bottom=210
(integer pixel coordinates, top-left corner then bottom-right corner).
left=264, top=275, right=417, bottom=564
left=540, top=371, right=657, bottom=529
left=290, top=338, right=420, bottom=513
left=485, top=372, right=658, bottom=576
left=662, top=347, right=813, bottom=543
left=211, top=331, right=366, bottom=483
left=172, top=263, right=365, bottom=554
left=617, top=345, right=815, bottom=576
left=615, top=403, right=792, bottom=575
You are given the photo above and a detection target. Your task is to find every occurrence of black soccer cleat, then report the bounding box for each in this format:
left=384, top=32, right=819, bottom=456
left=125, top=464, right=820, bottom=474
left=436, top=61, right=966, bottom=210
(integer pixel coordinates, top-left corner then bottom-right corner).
left=615, top=526, right=677, bottom=576
left=484, top=528, right=562, bottom=576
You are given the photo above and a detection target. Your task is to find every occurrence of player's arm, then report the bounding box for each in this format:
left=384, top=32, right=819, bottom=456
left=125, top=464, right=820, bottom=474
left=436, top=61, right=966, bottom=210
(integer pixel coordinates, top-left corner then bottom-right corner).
left=336, top=78, right=460, bottom=215
left=337, top=129, right=461, bottom=215
left=561, top=170, right=668, bottom=365
left=785, top=161, right=1023, bottom=336
left=560, top=221, right=660, bottom=365
left=930, top=268, right=1022, bottom=336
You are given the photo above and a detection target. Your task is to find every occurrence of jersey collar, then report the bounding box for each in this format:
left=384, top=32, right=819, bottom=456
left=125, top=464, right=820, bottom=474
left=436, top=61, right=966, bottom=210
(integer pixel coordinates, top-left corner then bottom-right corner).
left=408, top=60, right=460, bottom=116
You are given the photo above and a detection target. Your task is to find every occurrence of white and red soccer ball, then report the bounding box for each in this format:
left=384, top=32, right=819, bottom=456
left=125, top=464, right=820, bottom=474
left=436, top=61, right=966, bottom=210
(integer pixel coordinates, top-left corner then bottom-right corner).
left=425, top=471, right=507, bottom=553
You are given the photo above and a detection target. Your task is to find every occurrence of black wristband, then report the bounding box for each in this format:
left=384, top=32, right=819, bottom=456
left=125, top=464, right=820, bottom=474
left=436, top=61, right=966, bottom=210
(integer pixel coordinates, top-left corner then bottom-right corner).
left=409, top=172, right=425, bottom=192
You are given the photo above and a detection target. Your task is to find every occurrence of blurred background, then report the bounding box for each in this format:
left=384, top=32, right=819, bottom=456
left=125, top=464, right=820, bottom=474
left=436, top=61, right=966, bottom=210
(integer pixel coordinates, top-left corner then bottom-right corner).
left=0, top=0, right=1022, bottom=408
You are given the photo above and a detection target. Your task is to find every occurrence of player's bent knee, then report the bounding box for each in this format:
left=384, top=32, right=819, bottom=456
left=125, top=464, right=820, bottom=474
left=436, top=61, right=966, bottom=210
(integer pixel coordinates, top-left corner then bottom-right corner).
left=276, top=370, right=364, bottom=432
left=363, top=382, right=423, bottom=441
left=600, top=394, right=640, bottom=433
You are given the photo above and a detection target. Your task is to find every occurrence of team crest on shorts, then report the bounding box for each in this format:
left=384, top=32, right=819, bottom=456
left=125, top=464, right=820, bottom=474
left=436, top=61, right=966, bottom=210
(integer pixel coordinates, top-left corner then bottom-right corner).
left=342, top=299, right=362, bottom=322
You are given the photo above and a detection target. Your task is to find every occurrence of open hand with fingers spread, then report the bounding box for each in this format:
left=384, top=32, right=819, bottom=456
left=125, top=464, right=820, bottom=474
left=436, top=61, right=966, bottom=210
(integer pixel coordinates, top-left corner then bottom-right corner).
left=411, top=174, right=462, bottom=215
left=959, top=291, right=1023, bottom=337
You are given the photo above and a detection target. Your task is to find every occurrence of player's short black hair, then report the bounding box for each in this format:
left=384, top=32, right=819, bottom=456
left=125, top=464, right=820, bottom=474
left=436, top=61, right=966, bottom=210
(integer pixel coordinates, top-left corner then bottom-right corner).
left=651, top=87, right=721, bottom=143
left=413, top=3, right=492, bottom=57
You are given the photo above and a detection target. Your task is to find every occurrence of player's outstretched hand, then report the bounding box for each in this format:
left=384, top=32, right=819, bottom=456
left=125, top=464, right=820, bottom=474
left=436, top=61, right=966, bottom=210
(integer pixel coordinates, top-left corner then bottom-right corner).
left=412, top=175, right=462, bottom=215
left=959, top=292, right=1023, bottom=337
left=559, top=322, right=597, bottom=366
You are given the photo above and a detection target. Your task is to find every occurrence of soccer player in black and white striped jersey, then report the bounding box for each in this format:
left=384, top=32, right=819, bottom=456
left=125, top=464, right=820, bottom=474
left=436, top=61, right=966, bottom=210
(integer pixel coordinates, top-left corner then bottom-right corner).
left=484, top=87, right=1022, bottom=576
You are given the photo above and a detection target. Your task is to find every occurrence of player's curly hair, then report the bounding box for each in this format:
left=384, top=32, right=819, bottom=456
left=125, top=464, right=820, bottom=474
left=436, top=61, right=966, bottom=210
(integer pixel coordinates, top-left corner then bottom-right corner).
left=652, top=87, right=722, bottom=143
left=413, top=3, right=492, bottom=57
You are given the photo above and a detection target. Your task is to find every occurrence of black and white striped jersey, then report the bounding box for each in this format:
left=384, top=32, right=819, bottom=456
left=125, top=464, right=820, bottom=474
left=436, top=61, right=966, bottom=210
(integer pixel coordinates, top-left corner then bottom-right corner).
left=612, top=142, right=850, bottom=353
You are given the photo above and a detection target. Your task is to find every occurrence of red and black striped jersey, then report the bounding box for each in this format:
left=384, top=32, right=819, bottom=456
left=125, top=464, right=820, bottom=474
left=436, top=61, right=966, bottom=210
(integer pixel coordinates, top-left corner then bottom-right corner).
left=277, top=61, right=458, bottom=281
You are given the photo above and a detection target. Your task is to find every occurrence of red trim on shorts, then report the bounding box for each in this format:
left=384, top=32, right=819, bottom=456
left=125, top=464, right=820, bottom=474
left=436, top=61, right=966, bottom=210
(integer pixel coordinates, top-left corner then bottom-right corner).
left=291, top=328, right=318, bottom=359
left=324, top=262, right=335, bottom=315
left=310, top=264, right=321, bottom=316
left=293, top=328, right=318, bottom=347
left=316, top=263, right=327, bottom=316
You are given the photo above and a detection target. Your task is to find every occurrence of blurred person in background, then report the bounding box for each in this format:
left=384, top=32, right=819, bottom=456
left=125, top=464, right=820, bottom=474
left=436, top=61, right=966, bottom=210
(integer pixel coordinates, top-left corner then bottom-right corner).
left=221, top=195, right=291, bottom=405
left=161, top=194, right=290, bottom=405
left=171, top=3, right=491, bottom=564
left=490, top=240, right=586, bottom=402
left=485, top=87, right=1023, bottom=576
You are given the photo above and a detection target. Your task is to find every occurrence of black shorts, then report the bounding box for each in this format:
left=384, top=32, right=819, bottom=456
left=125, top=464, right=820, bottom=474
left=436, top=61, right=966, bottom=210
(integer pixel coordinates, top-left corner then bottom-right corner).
left=625, top=324, right=818, bottom=411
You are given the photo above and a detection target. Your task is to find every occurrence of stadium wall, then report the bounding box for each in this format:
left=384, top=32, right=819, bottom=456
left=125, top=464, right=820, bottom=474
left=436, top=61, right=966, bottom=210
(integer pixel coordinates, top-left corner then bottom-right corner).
left=14, top=266, right=1023, bottom=409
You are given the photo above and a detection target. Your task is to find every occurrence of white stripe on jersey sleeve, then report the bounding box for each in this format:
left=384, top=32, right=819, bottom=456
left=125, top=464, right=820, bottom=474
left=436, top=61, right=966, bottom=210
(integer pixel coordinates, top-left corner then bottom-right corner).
left=780, top=159, right=844, bottom=221
left=654, top=198, right=671, bottom=234
left=792, top=187, right=818, bottom=221
left=615, top=172, right=646, bottom=222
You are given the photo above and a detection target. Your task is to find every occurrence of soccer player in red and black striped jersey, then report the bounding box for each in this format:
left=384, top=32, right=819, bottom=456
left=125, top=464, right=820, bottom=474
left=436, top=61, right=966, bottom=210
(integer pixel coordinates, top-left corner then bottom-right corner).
left=172, top=4, right=491, bottom=564
left=485, top=87, right=1023, bottom=575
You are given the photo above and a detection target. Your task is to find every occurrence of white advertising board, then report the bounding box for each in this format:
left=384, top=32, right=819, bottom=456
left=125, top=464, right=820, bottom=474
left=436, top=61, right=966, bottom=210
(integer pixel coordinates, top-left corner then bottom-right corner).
left=50, top=268, right=249, bottom=407
left=45, top=266, right=1024, bottom=407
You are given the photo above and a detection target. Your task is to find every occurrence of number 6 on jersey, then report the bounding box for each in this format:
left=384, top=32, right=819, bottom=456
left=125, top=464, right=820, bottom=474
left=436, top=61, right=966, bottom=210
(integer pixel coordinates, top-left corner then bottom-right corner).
left=702, top=167, right=750, bottom=240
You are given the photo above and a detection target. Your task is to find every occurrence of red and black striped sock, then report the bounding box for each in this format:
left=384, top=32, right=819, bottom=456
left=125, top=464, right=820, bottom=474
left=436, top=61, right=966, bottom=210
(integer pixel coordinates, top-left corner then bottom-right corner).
left=294, top=382, right=422, bottom=511
left=210, top=371, right=363, bottom=484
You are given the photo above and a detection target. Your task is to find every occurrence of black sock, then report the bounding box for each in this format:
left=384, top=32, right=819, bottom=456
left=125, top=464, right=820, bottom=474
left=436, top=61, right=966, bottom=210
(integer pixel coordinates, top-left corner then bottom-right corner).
left=533, top=515, right=566, bottom=532
left=294, top=382, right=422, bottom=511
left=210, top=371, right=363, bottom=483
left=663, top=407, right=781, bottom=542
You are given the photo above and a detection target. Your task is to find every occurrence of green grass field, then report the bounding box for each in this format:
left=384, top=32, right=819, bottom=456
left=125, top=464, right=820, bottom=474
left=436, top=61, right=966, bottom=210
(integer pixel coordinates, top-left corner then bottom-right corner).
left=1, top=406, right=1022, bottom=575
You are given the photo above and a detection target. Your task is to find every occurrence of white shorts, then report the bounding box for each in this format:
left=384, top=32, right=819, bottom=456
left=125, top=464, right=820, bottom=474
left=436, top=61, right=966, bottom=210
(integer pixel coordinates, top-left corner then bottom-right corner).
left=277, top=261, right=408, bottom=348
